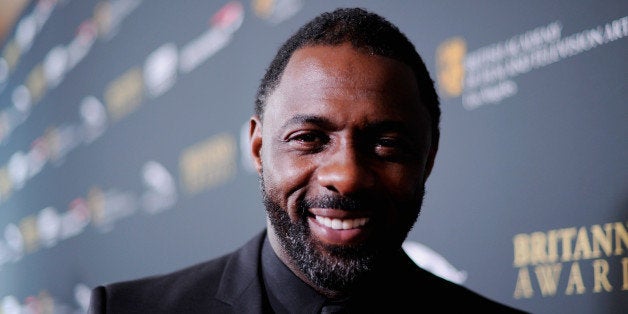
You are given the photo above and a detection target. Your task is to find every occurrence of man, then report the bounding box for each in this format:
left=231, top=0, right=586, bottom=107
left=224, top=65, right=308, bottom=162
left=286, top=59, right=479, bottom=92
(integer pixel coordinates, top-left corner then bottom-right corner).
left=88, top=7, right=527, bottom=313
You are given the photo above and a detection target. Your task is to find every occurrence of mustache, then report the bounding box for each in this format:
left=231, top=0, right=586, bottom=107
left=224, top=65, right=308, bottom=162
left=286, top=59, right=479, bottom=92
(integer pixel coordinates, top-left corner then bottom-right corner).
left=298, top=195, right=374, bottom=213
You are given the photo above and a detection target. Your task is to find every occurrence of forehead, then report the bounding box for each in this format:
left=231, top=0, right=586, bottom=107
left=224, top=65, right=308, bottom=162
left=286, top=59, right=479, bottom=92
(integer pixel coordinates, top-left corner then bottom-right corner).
left=286, top=44, right=417, bottom=97
left=264, top=44, right=428, bottom=128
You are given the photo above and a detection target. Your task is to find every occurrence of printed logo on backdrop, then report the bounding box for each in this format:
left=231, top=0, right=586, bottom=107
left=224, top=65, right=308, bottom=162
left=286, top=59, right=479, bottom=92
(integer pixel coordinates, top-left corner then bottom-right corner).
left=0, top=160, right=178, bottom=269
left=0, top=1, right=244, bottom=208
left=436, top=16, right=627, bottom=110
left=252, top=0, right=303, bottom=24
left=0, top=0, right=243, bottom=272
left=512, top=221, right=627, bottom=300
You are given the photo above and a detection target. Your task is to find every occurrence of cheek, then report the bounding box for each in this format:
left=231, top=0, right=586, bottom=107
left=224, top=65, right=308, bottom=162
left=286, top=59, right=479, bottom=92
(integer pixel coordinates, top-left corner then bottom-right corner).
left=378, top=165, right=424, bottom=197
left=262, top=147, right=315, bottom=210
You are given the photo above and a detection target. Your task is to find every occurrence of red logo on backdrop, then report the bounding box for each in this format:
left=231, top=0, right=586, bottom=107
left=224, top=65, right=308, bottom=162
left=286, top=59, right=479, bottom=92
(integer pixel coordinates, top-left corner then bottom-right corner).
left=211, top=1, right=243, bottom=29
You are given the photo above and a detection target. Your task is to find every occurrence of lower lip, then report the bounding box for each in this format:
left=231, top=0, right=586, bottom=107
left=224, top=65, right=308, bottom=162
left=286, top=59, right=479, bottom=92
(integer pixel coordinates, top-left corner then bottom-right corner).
left=308, top=217, right=368, bottom=245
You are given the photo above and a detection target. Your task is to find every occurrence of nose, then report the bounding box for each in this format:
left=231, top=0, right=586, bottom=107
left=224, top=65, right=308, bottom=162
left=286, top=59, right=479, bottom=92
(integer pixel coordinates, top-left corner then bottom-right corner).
left=315, top=144, right=375, bottom=195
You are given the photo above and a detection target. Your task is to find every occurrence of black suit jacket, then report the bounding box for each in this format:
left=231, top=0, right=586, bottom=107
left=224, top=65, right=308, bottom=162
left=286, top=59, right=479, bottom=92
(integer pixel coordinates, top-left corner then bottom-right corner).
left=88, top=230, right=527, bottom=313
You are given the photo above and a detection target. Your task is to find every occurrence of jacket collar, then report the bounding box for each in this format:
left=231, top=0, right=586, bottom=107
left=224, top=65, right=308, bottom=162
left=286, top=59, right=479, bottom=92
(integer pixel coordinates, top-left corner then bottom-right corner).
left=215, top=230, right=268, bottom=313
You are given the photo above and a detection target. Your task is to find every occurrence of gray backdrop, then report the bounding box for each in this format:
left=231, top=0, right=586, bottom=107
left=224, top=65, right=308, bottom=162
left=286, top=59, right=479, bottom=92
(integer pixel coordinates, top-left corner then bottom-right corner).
left=0, top=1, right=626, bottom=313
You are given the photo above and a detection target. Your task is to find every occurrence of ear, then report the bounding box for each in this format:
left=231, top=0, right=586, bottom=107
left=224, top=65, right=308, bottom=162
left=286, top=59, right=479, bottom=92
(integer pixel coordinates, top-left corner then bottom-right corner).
left=249, top=115, right=263, bottom=175
left=423, top=144, right=438, bottom=184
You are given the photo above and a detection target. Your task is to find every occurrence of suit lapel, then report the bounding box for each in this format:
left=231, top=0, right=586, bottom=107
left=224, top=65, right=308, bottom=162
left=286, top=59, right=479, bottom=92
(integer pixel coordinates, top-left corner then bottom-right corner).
left=215, top=231, right=267, bottom=313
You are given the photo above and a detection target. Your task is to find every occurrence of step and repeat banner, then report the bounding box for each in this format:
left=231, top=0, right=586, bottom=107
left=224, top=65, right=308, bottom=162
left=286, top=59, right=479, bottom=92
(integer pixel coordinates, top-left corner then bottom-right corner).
left=0, top=1, right=626, bottom=313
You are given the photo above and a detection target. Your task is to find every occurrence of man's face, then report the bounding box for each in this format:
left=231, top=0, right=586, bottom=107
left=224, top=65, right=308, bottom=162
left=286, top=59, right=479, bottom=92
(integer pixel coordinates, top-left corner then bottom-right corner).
left=250, top=43, right=436, bottom=291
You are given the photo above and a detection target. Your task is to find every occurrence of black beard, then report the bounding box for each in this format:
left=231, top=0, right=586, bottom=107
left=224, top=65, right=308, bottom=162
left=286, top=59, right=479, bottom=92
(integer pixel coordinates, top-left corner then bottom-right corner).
left=261, top=177, right=424, bottom=293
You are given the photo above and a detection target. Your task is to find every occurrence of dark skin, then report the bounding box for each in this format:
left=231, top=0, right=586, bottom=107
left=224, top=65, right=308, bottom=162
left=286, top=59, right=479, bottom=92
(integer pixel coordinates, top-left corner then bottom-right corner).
left=249, top=43, right=437, bottom=298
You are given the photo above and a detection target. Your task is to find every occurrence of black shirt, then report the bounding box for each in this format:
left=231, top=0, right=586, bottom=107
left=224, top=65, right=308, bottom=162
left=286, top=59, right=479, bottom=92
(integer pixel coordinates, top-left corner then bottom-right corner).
left=259, top=235, right=527, bottom=313
left=261, top=237, right=330, bottom=314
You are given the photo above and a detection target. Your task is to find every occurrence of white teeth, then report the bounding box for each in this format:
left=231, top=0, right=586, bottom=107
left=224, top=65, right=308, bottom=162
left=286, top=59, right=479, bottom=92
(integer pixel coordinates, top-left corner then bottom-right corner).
left=315, top=216, right=369, bottom=230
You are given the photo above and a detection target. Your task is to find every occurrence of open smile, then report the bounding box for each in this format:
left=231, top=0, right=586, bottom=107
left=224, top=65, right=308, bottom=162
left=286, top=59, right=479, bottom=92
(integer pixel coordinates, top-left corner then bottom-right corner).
left=314, top=216, right=369, bottom=230
left=307, top=208, right=372, bottom=245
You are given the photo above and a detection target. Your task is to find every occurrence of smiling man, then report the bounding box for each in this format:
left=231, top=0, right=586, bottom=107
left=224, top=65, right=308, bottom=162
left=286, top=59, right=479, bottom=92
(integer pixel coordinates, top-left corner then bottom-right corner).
left=251, top=42, right=435, bottom=299
left=88, top=7, right=526, bottom=313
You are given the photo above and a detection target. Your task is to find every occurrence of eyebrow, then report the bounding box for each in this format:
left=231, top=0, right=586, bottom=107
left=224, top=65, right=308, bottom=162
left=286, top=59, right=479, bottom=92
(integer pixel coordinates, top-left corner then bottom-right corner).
left=281, top=114, right=416, bottom=137
left=281, top=114, right=335, bottom=130
left=363, top=120, right=412, bottom=133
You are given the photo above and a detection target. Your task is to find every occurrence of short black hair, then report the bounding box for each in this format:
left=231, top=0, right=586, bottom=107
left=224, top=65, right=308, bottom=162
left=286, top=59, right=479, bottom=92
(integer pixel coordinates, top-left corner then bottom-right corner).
left=255, top=7, right=440, bottom=148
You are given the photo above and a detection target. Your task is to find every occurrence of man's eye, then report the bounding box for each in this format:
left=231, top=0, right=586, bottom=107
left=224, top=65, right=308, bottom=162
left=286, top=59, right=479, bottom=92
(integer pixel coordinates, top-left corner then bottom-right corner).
left=374, top=137, right=414, bottom=159
left=287, top=132, right=328, bottom=151
left=293, top=133, right=321, bottom=142
left=376, top=137, right=399, bottom=147
left=375, top=137, right=405, bottom=149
